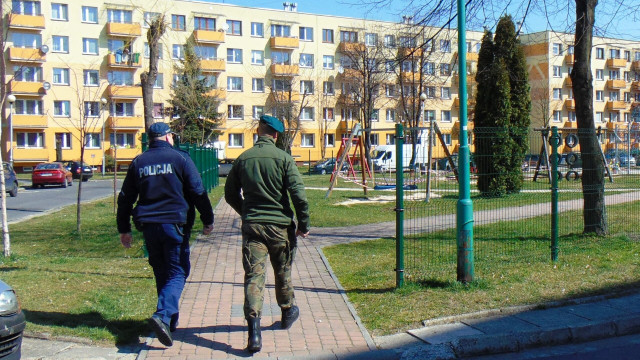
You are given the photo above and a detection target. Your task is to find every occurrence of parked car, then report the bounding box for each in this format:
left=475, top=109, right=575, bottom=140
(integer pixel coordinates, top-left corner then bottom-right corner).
left=309, top=158, right=350, bottom=175
left=3, top=162, right=18, bottom=197
left=605, top=150, right=636, bottom=167
left=218, top=162, right=233, bottom=177
left=64, top=161, right=93, bottom=181
left=0, top=279, right=26, bottom=359
left=619, top=153, right=636, bottom=167
left=32, top=162, right=73, bottom=188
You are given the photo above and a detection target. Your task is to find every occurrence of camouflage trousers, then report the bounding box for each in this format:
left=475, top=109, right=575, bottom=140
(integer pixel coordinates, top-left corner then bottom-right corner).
left=241, top=222, right=297, bottom=319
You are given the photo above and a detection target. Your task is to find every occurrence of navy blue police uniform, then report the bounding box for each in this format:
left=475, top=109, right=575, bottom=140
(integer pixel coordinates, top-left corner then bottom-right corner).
left=117, top=123, right=213, bottom=346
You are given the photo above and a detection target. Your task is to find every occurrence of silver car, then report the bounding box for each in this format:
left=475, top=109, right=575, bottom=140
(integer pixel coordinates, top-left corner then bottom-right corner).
left=0, top=279, right=25, bottom=359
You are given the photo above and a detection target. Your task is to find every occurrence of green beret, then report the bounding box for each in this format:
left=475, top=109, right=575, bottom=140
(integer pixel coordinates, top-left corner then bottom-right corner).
left=259, top=115, right=284, bottom=133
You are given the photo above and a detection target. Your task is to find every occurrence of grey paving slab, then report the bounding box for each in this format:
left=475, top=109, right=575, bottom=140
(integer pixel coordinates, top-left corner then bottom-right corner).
left=605, top=294, right=640, bottom=314
left=564, top=302, right=628, bottom=321
left=513, top=307, right=591, bottom=328
left=408, top=322, right=484, bottom=344
left=462, top=315, right=541, bottom=334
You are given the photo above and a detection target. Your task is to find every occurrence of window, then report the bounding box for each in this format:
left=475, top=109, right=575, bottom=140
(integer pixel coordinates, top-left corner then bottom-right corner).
left=386, top=134, right=395, bottom=145
left=609, top=48, right=620, bottom=59
left=194, top=17, right=215, bottom=31
left=441, top=87, right=451, bottom=99
left=386, top=84, right=396, bottom=97
left=596, top=69, right=604, bottom=80
left=553, top=66, right=562, bottom=77
left=108, top=39, right=130, bottom=54
left=299, top=53, right=314, bottom=68
left=85, top=133, right=101, bottom=148
left=340, top=31, right=357, bottom=42
left=609, top=91, right=619, bottom=101
left=144, top=43, right=164, bottom=59
left=153, top=74, right=164, bottom=88
left=172, top=44, right=185, bottom=60
left=624, top=50, right=631, bottom=61
left=323, top=108, right=334, bottom=121
left=596, top=91, right=604, bottom=101
left=271, top=51, right=290, bottom=65
left=625, top=92, right=632, bottom=102
left=399, top=36, right=416, bottom=47
left=84, top=70, right=99, bottom=86
left=323, top=81, right=334, bottom=95
left=365, top=33, right=377, bottom=46
left=595, top=112, right=603, bottom=122
left=56, top=133, right=71, bottom=149
left=636, top=52, right=640, bottom=61
left=609, top=70, right=620, bottom=80
left=369, top=133, right=379, bottom=146
left=153, top=103, right=164, bottom=118
left=273, top=79, right=292, bottom=92
left=251, top=22, right=264, bottom=37
left=325, top=134, right=335, bottom=147
left=440, top=39, right=451, bottom=53
left=301, top=134, right=314, bottom=147
left=12, top=33, right=41, bottom=48
left=251, top=50, right=264, bottom=65
left=425, top=86, right=436, bottom=98
left=323, top=55, right=334, bottom=69
left=143, top=12, right=161, bottom=28
left=13, top=0, right=41, bottom=15
left=229, top=134, right=243, bottom=147
left=369, top=109, right=379, bottom=122
left=384, top=35, right=395, bottom=47
left=14, top=99, right=43, bottom=115
left=53, top=68, right=69, bottom=85
left=107, top=9, right=132, bottom=23
left=322, top=29, right=334, bottom=43
left=107, top=71, right=134, bottom=85
left=52, top=35, right=69, bottom=53
left=624, top=71, right=631, bottom=82
left=228, top=105, right=243, bottom=119
left=16, top=132, right=43, bottom=148
left=596, top=47, right=604, bottom=59
left=610, top=112, right=619, bottom=122
left=81, top=6, right=98, bottom=23
left=110, top=133, right=135, bottom=148
left=299, top=27, right=313, bottom=41
left=227, top=77, right=243, bottom=91
left=423, top=62, right=435, bottom=75
left=553, top=88, right=562, bottom=100
left=252, top=78, right=264, bottom=92
left=301, top=107, right=314, bottom=121
left=568, top=45, right=574, bottom=54
left=568, top=88, right=574, bottom=99
left=82, top=38, right=98, bottom=55
left=386, top=109, right=396, bottom=122
left=227, top=20, right=242, bottom=35
left=172, top=14, right=185, bottom=31
left=51, top=3, right=68, bottom=21
left=426, top=110, right=436, bottom=122
left=440, top=63, right=451, bottom=76
left=13, top=66, right=42, bottom=82
left=53, top=101, right=70, bottom=117
left=553, top=110, right=562, bottom=122
left=300, top=80, right=314, bottom=94
left=441, top=110, right=452, bottom=122
left=568, top=111, right=576, bottom=122
left=552, top=43, right=563, bottom=55
left=83, top=101, right=99, bottom=117
left=443, top=134, right=452, bottom=146
left=341, top=109, right=356, bottom=121
left=227, top=48, right=243, bottom=63
left=385, top=61, right=396, bottom=73
left=252, top=106, right=264, bottom=119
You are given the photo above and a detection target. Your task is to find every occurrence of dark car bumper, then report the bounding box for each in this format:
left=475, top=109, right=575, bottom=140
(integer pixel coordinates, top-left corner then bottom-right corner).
left=0, top=311, right=25, bottom=359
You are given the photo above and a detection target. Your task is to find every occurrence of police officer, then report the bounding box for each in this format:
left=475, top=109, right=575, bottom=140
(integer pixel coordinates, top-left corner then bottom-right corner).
left=225, top=115, right=310, bottom=353
left=117, top=122, right=214, bottom=347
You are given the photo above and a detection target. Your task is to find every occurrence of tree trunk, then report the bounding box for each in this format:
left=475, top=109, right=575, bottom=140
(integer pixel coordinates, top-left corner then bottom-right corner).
left=573, top=0, right=607, bottom=235
left=141, top=16, right=165, bottom=131
left=1, top=4, right=11, bottom=256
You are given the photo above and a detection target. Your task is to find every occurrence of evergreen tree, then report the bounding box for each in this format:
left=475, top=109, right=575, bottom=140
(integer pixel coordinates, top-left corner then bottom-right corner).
left=170, top=41, right=221, bottom=145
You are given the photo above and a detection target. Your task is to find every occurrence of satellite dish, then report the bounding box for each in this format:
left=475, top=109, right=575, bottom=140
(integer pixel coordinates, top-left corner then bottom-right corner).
left=40, top=45, right=49, bottom=54
left=337, top=65, right=344, bottom=74
left=42, top=82, right=51, bottom=90
left=222, top=23, right=229, bottom=32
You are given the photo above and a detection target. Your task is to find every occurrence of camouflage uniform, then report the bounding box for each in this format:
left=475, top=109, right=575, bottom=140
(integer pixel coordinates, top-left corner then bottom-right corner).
left=225, top=135, right=310, bottom=319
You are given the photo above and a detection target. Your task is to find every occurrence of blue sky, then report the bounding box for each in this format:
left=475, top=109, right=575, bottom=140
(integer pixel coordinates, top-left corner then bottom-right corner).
left=207, top=0, right=639, bottom=40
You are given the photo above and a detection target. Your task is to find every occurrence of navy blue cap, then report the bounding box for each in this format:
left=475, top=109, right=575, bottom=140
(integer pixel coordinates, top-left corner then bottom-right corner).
left=259, top=115, right=284, bottom=133
left=148, top=122, right=172, bottom=137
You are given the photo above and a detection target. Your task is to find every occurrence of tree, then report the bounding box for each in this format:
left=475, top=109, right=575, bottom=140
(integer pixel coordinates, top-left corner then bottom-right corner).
left=140, top=14, right=165, bottom=132
left=170, top=41, right=221, bottom=144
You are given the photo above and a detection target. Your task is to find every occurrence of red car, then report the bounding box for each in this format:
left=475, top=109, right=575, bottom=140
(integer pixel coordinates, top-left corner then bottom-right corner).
left=31, top=162, right=73, bottom=188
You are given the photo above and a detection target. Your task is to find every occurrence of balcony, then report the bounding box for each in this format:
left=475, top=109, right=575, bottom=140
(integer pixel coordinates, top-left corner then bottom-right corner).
left=13, top=148, right=49, bottom=162
left=193, top=29, right=225, bottom=44
left=340, top=68, right=361, bottom=79
left=8, top=47, right=46, bottom=63
left=606, top=121, right=627, bottom=130
left=398, top=48, right=423, bottom=58
left=338, top=42, right=365, bottom=53
left=200, top=59, right=226, bottom=73
left=564, top=99, right=575, bottom=109
left=565, top=54, right=575, bottom=65
left=107, top=85, right=142, bottom=99
left=205, top=88, right=227, bottom=99
left=606, top=101, right=627, bottom=111
left=269, top=36, right=299, bottom=49
left=9, top=80, right=45, bottom=96
left=107, top=53, right=142, bottom=68
left=466, top=52, right=479, bottom=62
left=400, top=71, right=420, bottom=82
left=108, top=116, right=143, bottom=129
left=11, top=114, right=47, bottom=128
left=270, top=63, right=299, bottom=76
left=106, top=147, right=140, bottom=159
left=606, top=79, right=626, bottom=89
left=563, top=121, right=577, bottom=129
left=632, top=81, right=640, bottom=92
left=337, top=93, right=358, bottom=107
left=9, top=13, right=45, bottom=30
left=271, top=90, right=300, bottom=103
left=565, top=77, right=573, bottom=87
left=453, top=97, right=460, bottom=108
left=633, top=61, right=640, bottom=72
left=106, top=22, right=141, bottom=37
left=606, top=58, right=627, bottom=68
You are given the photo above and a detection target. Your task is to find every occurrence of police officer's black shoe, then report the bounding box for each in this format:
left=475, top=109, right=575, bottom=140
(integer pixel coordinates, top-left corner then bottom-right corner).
left=246, top=318, right=262, bottom=352
left=170, top=313, right=179, bottom=332
left=149, top=315, right=173, bottom=347
left=281, top=305, right=299, bottom=329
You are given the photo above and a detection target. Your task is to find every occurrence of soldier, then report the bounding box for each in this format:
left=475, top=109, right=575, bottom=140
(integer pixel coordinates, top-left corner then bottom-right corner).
left=225, top=115, right=310, bottom=353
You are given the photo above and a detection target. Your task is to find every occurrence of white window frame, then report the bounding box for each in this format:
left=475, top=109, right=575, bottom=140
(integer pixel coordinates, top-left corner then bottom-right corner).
left=56, top=133, right=71, bottom=149
left=323, top=107, right=334, bottom=121
left=53, top=68, right=70, bottom=85
left=172, top=44, right=185, bottom=60
left=251, top=50, right=264, bottom=65
left=84, top=70, right=99, bottom=86
left=252, top=78, right=264, bottom=92
left=251, top=22, right=264, bottom=37
left=16, top=132, right=44, bottom=148
left=81, top=6, right=98, bottom=23
left=252, top=106, right=264, bottom=119
left=51, top=3, right=68, bottom=21
left=441, top=110, right=452, bottom=123
left=299, top=53, right=314, bottom=68
left=228, top=133, right=244, bottom=147
left=227, top=48, right=243, bottom=63
left=386, top=109, right=396, bottom=122
left=300, top=134, right=314, bottom=147
left=228, top=105, right=243, bottom=119
left=441, top=87, right=451, bottom=99
left=53, top=100, right=70, bottom=117
left=300, top=80, right=314, bottom=95
left=325, top=133, right=335, bottom=147
left=323, top=81, right=334, bottom=95
left=553, top=66, right=562, bottom=77
left=52, top=35, right=69, bottom=53
left=553, top=88, right=562, bottom=100
left=82, top=38, right=98, bottom=55
left=300, top=107, right=314, bottom=121
left=323, top=55, right=334, bottom=69
left=227, top=77, right=243, bottom=92
left=553, top=110, right=562, bottom=122
left=85, top=133, right=101, bottom=149
left=299, top=27, right=313, bottom=41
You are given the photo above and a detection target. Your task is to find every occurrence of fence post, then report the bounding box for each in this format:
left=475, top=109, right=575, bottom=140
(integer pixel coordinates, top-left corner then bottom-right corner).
left=395, top=123, right=405, bottom=288
left=141, top=133, right=148, bottom=152
left=551, top=126, right=559, bottom=262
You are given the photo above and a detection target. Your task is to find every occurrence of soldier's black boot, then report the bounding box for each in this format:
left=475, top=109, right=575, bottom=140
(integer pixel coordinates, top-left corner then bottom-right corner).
left=246, top=318, right=262, bottom=352
left=281, top=305, right=299, bottom=329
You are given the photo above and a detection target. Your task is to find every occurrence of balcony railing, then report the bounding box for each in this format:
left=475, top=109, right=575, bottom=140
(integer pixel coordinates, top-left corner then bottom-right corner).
left=338, top=42, right=365, bottom=53
left=564, top=99, right=575, bottom=109
left=270, top=63, right=299, bottom=76
left=11, top=114, right=47, bottom=128
left=606, top=79, right=626, bottom=89
left=9, top=13, right=45, bottom=30
left=107, top=85, right=142, bottom=99
left=200, top=58, right=226, bottom=72
left=9, top=80, right=45, bottom=96
left=13, top=148, right=48, bottom=162
left=398, top=47, right=423, bottom=58
left=606, top=58, right=627, bottom=68
left=108, top=116, right=143, bottom=129
left=269, top=36, right=299, bottom=49
left=633, top=60, right=640, bottom=72
left=565, top=54, right=575, bottom=65
left=106, top=22, right=141, bottom=37
left=107, top=53, right=142, bottom=68
left=193, top=29, right=225, bottom=44
left=205, top=88, right=227, bottom=99
left=606, top=101, right=627, bottom=111
left=271, top=90, right=300, bottom=102
left=106, top=147, right=140, bottom=159
left=8, top=47, right=46, bottom=62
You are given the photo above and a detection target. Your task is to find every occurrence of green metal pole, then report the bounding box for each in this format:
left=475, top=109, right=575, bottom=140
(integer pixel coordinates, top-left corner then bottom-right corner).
left=456, top=0, right=474, bottom=283
left=550, top=127, right=559, bottom=261
left=395, top=123, right=405, bottom=288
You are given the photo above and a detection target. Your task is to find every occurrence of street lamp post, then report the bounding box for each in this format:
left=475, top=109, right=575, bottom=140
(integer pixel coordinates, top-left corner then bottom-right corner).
left=6, top=94, right=15, bottom=165
left=101, top=97, right=108, bottom=177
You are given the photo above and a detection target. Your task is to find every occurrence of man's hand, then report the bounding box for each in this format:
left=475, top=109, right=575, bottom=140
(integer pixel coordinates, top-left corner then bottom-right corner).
left=203, top=223, right=214, bottom=235
left=120, top=233, right=133, bottom=248
left=296, top=230, right=309, bottom=238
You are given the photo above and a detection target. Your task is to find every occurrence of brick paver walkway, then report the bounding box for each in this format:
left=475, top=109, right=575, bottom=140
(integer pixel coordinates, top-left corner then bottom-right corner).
left=140, top=199, right=375, bottom=359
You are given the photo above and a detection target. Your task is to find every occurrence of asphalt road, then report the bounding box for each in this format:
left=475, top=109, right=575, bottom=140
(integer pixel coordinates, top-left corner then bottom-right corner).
left=4, top=179, right=122, bottom=224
